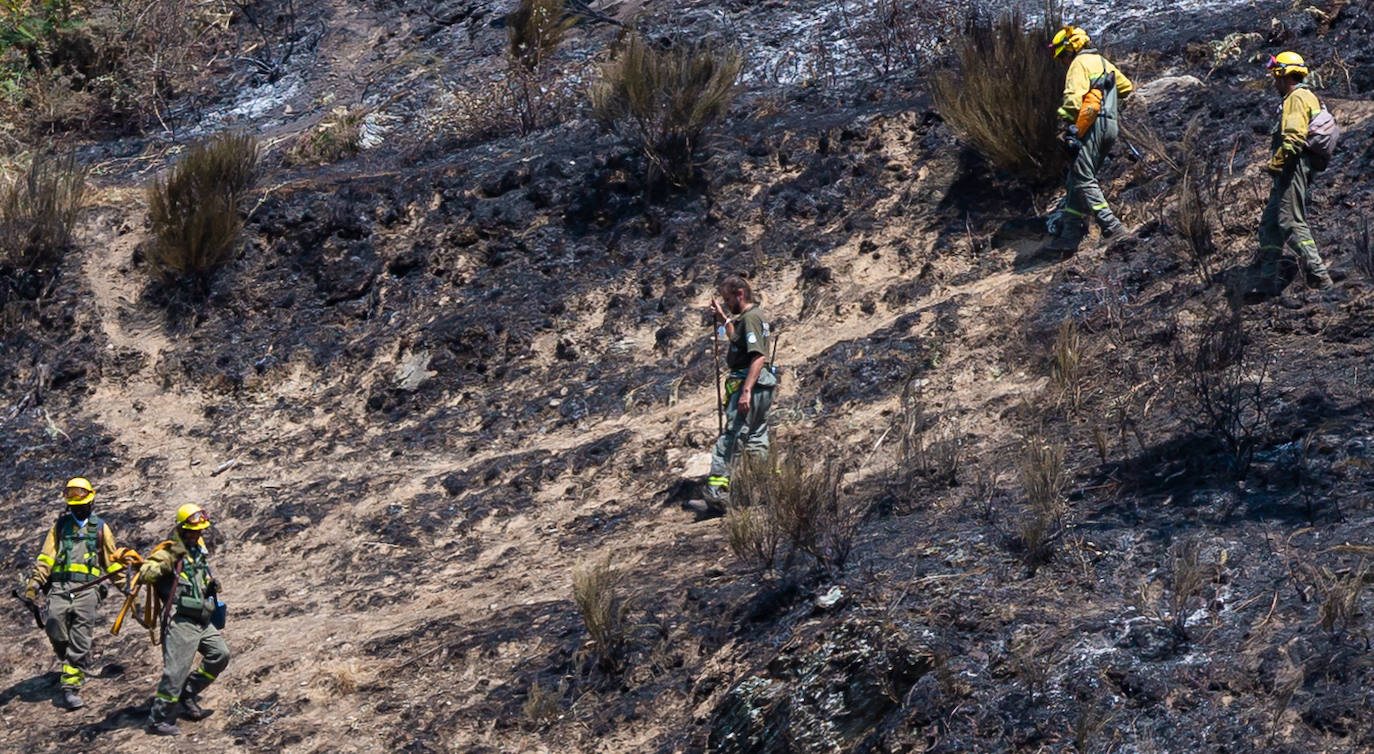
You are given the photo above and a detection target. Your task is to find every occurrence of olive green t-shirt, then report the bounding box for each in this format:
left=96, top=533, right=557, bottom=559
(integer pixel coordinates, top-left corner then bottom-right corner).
left=727, top=305, right=770, bottom=372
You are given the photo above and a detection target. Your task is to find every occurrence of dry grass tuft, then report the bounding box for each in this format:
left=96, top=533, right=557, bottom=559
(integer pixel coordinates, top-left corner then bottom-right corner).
left=1017, top=438, right=1068, bottom=570
left=1354, top=218, right=1373, bottom=283
left=884, top=375, right=962, bottom=512
left=572, top=555, right=633, bottom=672
left=285, top=107, right=367, bottom=165
left=321, top=660, right=370, bottom=696
left=1173, top=118, right=1220, bottom=285
left=1312, top=560, right=1369, bottom=634
left=590, top=34, right=742, bottom=187
left=521, top=678, right=564, bottom=728
left=1166, top=537, right=1211, bottom=639
left=1050, top=317, right=1083, bottom=412
left=145, top=131, right=259, bottom=290
left=930, top=4, right=1067, bottom=184
left=0, top=151, right=87, bottom=276
left=725, top=500, right=782, bottom=574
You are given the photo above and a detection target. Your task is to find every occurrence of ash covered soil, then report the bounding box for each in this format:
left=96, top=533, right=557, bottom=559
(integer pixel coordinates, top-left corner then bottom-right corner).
left=3, top=0, right=1374, bottom=752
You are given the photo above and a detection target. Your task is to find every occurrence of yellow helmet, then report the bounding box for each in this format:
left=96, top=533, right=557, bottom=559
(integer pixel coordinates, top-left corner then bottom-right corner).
left=176, top=503, right=211, bottom=530
left=1050, top=26, right=1090, bottom=59
left=64, top=477, right=95, bottom=506
left=1267, top=51, right=1308, bottom=79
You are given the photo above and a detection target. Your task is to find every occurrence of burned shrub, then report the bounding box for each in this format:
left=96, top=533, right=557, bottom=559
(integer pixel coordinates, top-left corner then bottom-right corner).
left=145, top=131, right=259, bottom=291
left=930, top=7, right=1067, bottom=184
left=1181, top=312, right=1273, bottom=477
left=590, top=33, right=742, bottom=187
left=0, top=151, right=87, bottom=278
left=884, top=374, right=961, bottom=512
left=505, top=0, right=576, bottom=135
left=729, top=444, right=864, bottom=578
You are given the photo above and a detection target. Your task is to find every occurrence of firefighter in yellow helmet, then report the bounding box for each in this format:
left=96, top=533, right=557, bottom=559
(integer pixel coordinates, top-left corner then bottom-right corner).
left=1251, top=51, right=1335, bottom=295
left=22, top=477, right=125, bottom=710
left=1043, top=25, right=1134, bottom=255
left=139, top=503, right=230, bottom=736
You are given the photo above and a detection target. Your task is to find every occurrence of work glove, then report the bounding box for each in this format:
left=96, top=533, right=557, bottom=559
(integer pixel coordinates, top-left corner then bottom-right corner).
left=1061, top=125, right=1081, bottom=152
left=139, top=562, right=161, bottom=582
left=23, top=582, right=38, bottom=602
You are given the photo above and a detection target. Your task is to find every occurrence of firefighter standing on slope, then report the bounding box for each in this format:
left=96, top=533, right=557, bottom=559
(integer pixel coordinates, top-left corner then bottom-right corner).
left=22, top=477, right=125, bottom=710
left=140, top=503, right=230, bottom=736
left=686, top=276, right=777, bottom=520
left=1044, top=25, right=1134, bottom=255
left=1252, top=51, right=1336, bottom=295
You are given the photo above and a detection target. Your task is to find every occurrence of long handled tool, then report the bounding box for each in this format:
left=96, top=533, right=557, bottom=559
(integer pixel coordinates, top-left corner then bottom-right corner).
left=712, top=317, right=724, bottom=434
left=11, top=588, right=47, bottom=630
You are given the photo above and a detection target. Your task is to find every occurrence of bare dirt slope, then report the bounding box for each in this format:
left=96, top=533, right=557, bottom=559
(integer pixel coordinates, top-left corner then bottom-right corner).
left=3, top=0, right=1374, bottom=752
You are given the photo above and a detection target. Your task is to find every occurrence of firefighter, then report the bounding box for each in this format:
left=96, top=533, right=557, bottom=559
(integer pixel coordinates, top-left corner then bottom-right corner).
left=140, top=503, right=229, bottom=736
left=685, top=276, right=778, bottom=520
left=1044, top=25, right=1134, bottom=254
left=1253, top=51, right=1335, bottom=294
left=22, top=477, right=124, bottom=710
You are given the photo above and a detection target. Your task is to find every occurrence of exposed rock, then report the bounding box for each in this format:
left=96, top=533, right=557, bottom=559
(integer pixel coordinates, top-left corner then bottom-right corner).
left=1134, top=74, right=1204, bottom=105
left=708, top=617, right=934, bottom=753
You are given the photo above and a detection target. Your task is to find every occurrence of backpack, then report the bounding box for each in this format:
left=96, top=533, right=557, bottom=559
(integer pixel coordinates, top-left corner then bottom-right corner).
left=1306, top=106, right=1339, bottom=170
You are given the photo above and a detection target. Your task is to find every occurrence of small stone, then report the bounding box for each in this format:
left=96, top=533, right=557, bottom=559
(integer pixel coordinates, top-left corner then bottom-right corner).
left=816, top=586, right=844, bottom=610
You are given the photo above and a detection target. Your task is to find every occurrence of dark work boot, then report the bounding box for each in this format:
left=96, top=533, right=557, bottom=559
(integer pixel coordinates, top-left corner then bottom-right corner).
left=61, top=688, right=84, bottom=710
left=146, top=698, right=181, bottom=736
left=1041, top=234, right=1082, bottom=257
left=682, top=499, right=726, bottom=521
left=182, top=678, right=214, bottom=719
left=180, top=695, right=211, bottom=721
left=1305, top=269, right=1335, bottom=289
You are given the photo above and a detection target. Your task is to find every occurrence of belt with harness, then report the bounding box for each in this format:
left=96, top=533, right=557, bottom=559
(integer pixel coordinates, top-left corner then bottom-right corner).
left=721, top=333, right=783, bottom=406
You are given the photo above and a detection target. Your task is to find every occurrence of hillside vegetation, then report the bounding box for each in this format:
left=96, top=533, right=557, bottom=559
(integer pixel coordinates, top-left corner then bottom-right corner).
left=2, top=0, right=1374, bottom=752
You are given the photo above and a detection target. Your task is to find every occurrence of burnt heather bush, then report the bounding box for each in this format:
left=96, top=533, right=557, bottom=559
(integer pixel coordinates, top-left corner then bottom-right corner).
left=931, top=7, right=1067, bottom=184
left=0, top=151, right=87, bottom=278
left=590, top=33, right=741, bottom=188
left=145, top=131, right=259, bottom=290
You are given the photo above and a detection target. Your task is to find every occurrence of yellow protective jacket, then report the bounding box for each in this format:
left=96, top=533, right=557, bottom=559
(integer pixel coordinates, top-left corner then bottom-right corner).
left=1270, top=85, right=1321, bottom=169
left=29, top=514, right=123, bottom=590
left=1058, top=51, right=1134, bottom=122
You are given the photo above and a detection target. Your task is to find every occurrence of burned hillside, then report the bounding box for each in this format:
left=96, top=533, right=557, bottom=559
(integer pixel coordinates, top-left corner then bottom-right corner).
left=2, top=0, right=1374, bottom=751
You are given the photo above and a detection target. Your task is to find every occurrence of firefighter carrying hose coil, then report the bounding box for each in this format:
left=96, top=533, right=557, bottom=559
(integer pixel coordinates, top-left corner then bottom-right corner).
left=140, top=503, right=230, bottom=736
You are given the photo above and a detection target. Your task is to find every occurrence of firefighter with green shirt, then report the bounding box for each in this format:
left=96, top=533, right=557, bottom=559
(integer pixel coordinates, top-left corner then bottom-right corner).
left=1044, top=25, right=1134, bottom=254
left=686, top=276, right=777, bottom=520
left=140, top=503, right=230, bottom=736
left=22, top=477, right=125, bottom=710
left=1252, top=51, right=1335, bottom=295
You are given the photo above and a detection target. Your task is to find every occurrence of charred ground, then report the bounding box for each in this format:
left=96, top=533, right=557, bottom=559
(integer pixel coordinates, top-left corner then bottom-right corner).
left=3, top=0, right=1374, bottom=752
